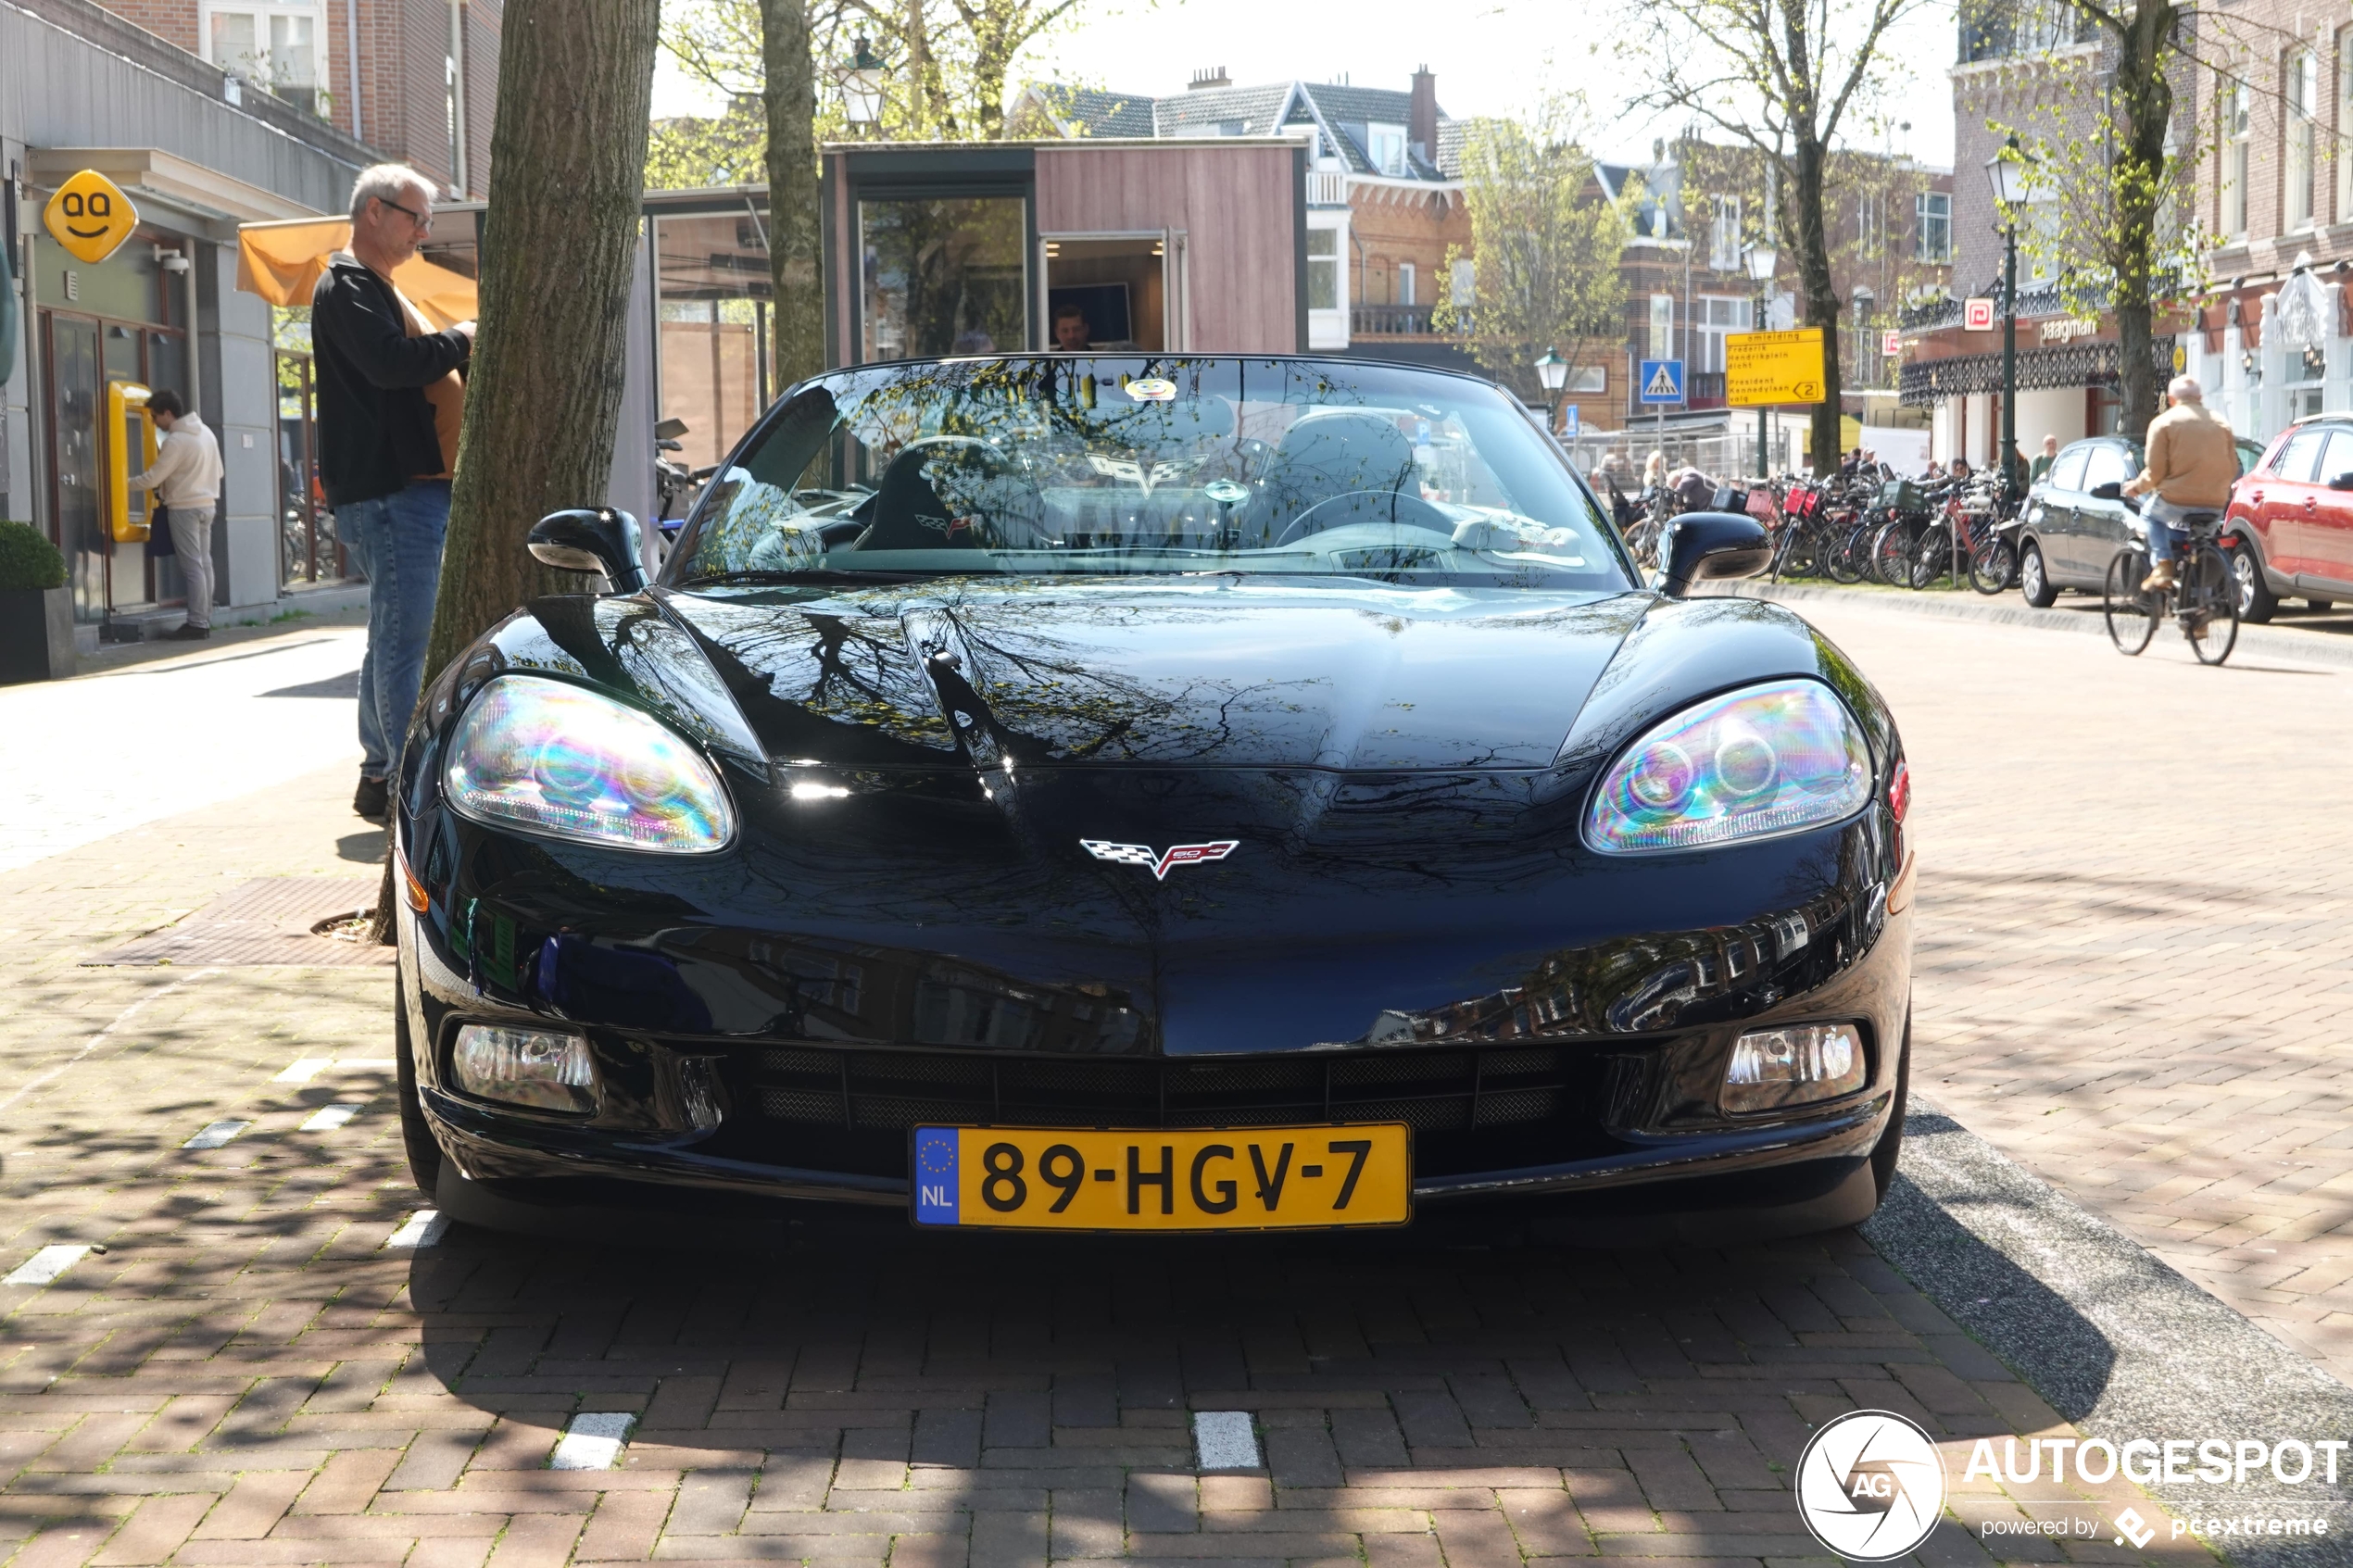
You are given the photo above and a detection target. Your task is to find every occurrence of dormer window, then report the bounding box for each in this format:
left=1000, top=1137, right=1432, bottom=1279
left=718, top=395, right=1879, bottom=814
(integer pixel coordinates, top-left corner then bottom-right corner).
left=1367, top=122, right=1408, bottom=176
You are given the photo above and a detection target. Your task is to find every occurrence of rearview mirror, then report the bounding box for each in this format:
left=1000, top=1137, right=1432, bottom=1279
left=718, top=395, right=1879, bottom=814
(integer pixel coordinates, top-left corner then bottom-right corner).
left=2088, top=481, right=2123, bottom=500
left=654, top=417, right=688, bottom=440
left=528, top=508, right=647, bottom=594
left=1657, top=511, right=1772, bottom=598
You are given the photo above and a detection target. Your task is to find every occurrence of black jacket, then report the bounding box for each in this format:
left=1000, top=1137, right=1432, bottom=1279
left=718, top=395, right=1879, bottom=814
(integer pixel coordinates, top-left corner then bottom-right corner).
left=311, top=254, right=471, bottom=508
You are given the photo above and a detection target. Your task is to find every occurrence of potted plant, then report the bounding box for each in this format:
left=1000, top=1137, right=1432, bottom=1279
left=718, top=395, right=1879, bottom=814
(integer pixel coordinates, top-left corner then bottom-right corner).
left=0, top=521, right=75, bottom=684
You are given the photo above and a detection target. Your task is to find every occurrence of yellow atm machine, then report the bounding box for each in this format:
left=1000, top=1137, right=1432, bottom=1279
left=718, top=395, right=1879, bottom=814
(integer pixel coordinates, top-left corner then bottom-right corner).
left=105, top=380, right=157, bottom=544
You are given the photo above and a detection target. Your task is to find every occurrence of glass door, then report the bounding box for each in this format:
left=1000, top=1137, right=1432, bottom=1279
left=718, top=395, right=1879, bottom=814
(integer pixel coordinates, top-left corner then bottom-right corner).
left=43, top=314, right=104, bottom=623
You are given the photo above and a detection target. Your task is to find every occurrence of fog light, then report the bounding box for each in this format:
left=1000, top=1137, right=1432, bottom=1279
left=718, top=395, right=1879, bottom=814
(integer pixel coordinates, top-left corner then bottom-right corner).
left=1721, top=1022, right=1865, bottom=1113
left=453, top=1023, right=596, bottom=1114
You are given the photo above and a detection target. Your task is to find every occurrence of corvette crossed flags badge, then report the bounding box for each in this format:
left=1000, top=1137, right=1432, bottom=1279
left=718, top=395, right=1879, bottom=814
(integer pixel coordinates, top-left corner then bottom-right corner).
left=1081, top=840, right=1239, bottom=880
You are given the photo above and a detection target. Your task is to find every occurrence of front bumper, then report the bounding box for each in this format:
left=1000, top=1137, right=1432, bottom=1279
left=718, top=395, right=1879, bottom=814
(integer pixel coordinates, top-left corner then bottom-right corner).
left=396, top=847, right=1915, bottom=1223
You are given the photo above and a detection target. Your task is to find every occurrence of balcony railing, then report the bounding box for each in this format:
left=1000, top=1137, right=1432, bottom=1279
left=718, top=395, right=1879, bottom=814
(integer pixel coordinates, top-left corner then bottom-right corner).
left=1306, top=171, right=1348, bottom=207
left=1352, top=303, right=1437, bottom=335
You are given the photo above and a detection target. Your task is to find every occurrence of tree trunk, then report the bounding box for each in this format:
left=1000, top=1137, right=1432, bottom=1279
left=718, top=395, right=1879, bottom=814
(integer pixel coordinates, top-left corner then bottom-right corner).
left=375, top=0, right=657, bottom=937
left=1790, top=135, right=1844, bottom=474
left=422, top=0, right=661, bottom=682
left=2106, top=0, right=2175, bottom=439
left=761, top=0, right=824, bottom=387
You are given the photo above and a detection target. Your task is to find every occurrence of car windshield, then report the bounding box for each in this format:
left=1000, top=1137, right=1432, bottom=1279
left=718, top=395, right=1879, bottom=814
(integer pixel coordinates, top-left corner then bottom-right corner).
left=667, top=358, right=1633, bottom=592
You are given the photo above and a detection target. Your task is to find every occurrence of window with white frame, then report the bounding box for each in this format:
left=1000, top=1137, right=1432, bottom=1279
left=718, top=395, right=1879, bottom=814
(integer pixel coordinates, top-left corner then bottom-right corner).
left=1396, top=262, right=1416, bottom=306
left=1647, top=294, right=1675, bottom=361
left=202, top=1, right=326, bottom=117
left=1450, top=258, right=1476, bottom=306
left=2339, top=35, right=2353, bottom=222
left=1915, top=192, right=1951, bottom=262
left=2288, top=49, right=2319, bottom=230
left=1856, top=190, right=1881, bottom=257
left=1692, top=295, right=1750, bottom=373
left=1366, top=123, right=1408, bottom=176
left=1709, top=194, right=1742, bottom=271
left=2222, top=78, right=2251, bottom=237
left=1306, top=228, right=1340, bottom=310
left=1566, top=364, right=1606, bottom=394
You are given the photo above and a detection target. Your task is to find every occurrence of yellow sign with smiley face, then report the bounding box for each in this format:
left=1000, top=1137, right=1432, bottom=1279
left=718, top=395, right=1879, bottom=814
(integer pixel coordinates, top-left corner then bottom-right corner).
left=44, top=169, right=140, bottom=265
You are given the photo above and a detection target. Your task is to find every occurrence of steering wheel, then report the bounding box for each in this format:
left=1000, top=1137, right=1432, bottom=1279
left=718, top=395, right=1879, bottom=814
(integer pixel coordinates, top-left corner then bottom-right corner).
left=1271, top=488, right=1456, bottom=548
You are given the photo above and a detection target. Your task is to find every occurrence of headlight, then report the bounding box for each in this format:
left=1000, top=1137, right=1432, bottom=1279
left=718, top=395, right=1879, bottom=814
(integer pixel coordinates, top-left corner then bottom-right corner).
left=446, top=676, right=736, bottom=853
left=1721, top=1022, right=1866, bottom=1113
left=453, top=1023, right=596, bottom=1113
left=1585, top=679, right=1870, bottom=853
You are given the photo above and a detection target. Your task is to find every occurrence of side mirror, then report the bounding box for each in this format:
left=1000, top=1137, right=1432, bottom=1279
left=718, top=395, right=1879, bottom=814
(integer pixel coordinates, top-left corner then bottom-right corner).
left=2329, top=471, right=2353, bottom=491
left=1657, top=511, right=1771, bottom=597
left=654, top=417, right=689, bottom=440
left=2088, top=481, right=2123, bottom=500
left=528, top=508, right=647, bottom=594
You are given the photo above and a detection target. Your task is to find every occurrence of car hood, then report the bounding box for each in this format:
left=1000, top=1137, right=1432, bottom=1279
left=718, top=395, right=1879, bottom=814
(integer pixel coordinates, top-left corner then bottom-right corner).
left=648, top=579, right=1655, bottom=772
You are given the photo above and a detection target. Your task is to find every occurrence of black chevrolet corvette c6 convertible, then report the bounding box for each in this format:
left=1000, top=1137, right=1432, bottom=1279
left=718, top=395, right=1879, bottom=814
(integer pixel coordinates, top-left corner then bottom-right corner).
left=390, top=355, right=1915, bottom=1242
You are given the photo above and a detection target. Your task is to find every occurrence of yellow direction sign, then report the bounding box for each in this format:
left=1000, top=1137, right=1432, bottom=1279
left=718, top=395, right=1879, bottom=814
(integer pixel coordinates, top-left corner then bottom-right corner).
left=44, top=169, right=139, bottom=265
left=1726, top=327, right=1827, bottom=407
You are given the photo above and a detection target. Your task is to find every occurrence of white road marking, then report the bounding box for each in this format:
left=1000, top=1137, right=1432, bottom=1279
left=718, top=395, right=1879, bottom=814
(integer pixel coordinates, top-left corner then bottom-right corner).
left=384, top=1210, right=448, bottom=1249
left=0, top=972, right=216, bottom=1116
left=300, top=1104, right=362, bottom=1131
left=274, top=1059, right=331, bottom=1084
left=1192, top=1410, right=1261, bottom=1470
left=182, top=1121, right=250, bottom=1150
left=4, top=1246, right=90, bottom=1287
left=277, top=1056, right=395, bottom=1084
left=549, top=1411, right=636, bottom=1471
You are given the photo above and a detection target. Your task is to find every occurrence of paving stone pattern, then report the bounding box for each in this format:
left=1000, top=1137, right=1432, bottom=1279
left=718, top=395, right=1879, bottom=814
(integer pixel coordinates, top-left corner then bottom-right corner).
left=1796, top=596, right=2353, bottom=1387
left=0, top=611, right=2296, bottom=1568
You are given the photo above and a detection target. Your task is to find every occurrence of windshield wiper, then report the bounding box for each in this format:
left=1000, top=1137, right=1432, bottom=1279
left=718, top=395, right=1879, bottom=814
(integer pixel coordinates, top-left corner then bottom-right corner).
left=681, top=568, right=923, bottom=586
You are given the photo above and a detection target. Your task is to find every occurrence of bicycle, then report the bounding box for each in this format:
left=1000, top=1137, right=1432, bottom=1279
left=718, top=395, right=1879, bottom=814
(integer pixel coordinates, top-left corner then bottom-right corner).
left=2102, top=508, right=2238, bottom=665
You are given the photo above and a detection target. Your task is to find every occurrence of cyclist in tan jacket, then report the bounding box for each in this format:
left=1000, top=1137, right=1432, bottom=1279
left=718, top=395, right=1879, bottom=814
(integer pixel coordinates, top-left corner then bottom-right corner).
left=2122, top=374, right=2237, bottom=592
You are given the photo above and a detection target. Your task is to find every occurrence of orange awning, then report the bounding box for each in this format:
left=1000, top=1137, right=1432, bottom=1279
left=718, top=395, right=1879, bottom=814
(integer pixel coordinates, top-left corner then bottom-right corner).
left=235, top=217, right=478, bottom=330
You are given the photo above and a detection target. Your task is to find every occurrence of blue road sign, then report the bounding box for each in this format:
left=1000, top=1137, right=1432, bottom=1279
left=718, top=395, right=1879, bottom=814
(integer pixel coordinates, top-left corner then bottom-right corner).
left=1638, top=359, right=1685, bottom=405
left=1562, top=403, right=1580, bottom=439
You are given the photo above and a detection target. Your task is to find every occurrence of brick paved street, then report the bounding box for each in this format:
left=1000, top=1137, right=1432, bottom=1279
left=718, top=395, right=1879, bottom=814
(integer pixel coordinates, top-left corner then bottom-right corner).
left=0, top=608, right=2341, bottom=1568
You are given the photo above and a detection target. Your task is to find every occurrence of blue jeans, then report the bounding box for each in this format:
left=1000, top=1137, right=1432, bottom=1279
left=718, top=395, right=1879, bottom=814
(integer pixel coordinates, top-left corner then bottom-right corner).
left=340, top=481, right=450, bottom=782
left=2143, top=495, right=2195, bottom=567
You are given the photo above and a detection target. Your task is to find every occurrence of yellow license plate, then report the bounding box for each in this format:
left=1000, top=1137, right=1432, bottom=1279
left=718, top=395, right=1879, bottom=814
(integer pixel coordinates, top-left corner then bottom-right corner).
left=911, top=1123, right=1412, bottom=1232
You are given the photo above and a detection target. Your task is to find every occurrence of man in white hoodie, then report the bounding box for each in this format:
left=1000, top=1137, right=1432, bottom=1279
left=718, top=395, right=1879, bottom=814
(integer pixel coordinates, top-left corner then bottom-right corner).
left=129, top=389, right=226, bottom=639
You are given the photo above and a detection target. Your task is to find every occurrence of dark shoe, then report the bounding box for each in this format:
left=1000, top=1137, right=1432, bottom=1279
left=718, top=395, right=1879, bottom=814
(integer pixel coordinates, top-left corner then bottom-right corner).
left=354, top=777, right=389, bottom=823
left=167, top=623, right=210, bottom=640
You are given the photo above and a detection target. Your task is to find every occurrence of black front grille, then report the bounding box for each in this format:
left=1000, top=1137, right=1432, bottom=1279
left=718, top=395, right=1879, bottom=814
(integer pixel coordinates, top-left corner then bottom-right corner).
left=705, top=1044, right=1636, bottom=1180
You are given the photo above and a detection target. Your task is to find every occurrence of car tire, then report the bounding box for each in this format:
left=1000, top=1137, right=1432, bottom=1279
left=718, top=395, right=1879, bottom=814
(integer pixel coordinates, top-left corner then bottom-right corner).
left=1869, top=1008, right=1912, bottom=1202
left=395, top=975, right=444, bottom=1197
left=2231, top=543, right=2279, bottom=623
left=2019, top=542, right=2058, bottom=607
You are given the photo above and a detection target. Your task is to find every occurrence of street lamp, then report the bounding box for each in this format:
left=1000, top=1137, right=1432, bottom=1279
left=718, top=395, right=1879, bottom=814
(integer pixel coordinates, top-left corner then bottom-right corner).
left=1745, top=240, right=1779, bottom=477
left=1533, top=346, right=1568, bottom=436
left=839, top=35, right=886, bottom=132
left=1986, top=133, right=2033, bottom=493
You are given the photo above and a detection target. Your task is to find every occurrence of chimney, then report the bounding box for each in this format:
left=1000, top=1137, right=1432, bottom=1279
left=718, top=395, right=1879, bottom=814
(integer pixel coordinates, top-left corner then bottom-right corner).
left=1188, top=67, right=1230, bottom=92
left=1409, top=66, right=1438, bottom=164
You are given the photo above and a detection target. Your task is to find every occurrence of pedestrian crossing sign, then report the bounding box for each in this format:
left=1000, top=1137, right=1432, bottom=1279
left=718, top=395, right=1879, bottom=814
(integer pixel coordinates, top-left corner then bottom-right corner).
left=1638, top=359, right=1684, bottom=405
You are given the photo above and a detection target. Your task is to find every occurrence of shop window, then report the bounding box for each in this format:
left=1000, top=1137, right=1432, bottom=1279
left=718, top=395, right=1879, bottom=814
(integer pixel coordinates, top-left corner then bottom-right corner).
left=202, top=2, right=325, bottom=118
left=859, top=196, right=1026, bottom=363
left=657, top=211, right=774, bottom=478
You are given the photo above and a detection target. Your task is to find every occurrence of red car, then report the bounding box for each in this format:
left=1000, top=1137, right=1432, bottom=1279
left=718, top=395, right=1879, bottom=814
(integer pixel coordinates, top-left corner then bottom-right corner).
left=2225, top=417, right=2353, bottom=621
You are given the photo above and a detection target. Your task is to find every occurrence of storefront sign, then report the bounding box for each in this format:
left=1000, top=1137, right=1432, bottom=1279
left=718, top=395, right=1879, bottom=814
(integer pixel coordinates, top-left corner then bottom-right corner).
left=43, top=169, right=139, bottom=265
left=1964, top=297, right=1995, bottom=332
left=2039, top=318, right=2100, bottom=344
left=1725, top=327, right=1827, bottom=407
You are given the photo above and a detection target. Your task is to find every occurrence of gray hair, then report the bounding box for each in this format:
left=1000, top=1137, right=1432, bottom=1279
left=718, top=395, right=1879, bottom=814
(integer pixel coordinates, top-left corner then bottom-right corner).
left=2169, top=373, right=2205, bottom=403
left=349, top=164, right=434, bottom=222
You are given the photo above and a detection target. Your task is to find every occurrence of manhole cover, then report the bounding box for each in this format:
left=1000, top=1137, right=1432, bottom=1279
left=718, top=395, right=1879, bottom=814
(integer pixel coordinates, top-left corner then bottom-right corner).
left=88, top=877, right=396, bottom=967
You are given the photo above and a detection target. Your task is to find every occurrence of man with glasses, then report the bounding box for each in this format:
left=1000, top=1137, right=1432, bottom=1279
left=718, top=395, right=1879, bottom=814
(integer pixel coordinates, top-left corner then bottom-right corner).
left=313, top=165, right=476, bottom=824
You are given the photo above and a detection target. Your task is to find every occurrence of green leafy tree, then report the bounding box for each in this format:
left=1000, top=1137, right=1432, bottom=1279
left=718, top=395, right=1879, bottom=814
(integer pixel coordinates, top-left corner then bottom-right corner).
left=1622, top=0, right=1936, bottom=472
left=1431, top=99, right=1629, bottom=406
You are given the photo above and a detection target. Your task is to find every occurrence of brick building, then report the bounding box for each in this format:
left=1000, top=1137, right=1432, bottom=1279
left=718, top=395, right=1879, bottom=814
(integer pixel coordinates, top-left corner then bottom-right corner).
left=94, top=0, right=497, bottom=198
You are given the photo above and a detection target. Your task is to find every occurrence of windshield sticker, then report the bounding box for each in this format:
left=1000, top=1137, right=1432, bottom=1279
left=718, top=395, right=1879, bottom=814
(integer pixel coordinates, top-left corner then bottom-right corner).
left=1126, top=377, right=1177, bottom=402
